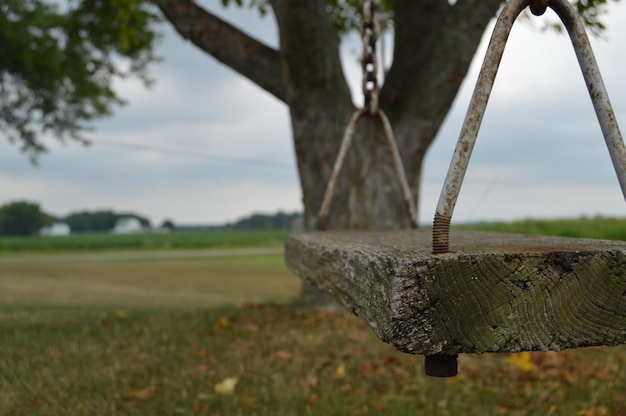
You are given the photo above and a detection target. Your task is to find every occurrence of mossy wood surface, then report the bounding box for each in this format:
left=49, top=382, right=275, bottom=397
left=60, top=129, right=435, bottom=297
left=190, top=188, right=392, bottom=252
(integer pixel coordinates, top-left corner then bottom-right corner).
left=285, top=230, right=626, bottom=355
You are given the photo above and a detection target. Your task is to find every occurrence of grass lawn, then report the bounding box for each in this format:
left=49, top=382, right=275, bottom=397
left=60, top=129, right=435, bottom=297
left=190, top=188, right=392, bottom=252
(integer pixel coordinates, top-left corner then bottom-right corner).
left=1, top=226, right=626, bottom=415
left=0, top=252, right=298, bottom=308
left=1, top=304, right=625, bottom=415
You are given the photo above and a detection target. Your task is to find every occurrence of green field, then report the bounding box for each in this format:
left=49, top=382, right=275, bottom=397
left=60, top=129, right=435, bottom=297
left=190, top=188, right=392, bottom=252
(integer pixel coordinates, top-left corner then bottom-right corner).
left=1, top=222, right=625, bottom=415
left=457, top=216, right=626, bottom=241
left=0, top=251, right=298, bottom=308
left=2, top=216, right=626, bottom=255
left=0, top=229, right=289, bottom=254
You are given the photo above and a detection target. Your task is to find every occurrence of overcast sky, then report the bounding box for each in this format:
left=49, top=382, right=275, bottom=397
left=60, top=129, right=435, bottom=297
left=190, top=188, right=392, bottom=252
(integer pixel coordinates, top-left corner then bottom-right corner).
left=2, top=1, right=626, bottom=226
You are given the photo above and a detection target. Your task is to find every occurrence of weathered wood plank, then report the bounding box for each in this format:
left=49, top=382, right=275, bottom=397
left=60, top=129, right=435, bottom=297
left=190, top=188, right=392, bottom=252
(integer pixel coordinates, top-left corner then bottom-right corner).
left=285, top=230, right=626, bottom=355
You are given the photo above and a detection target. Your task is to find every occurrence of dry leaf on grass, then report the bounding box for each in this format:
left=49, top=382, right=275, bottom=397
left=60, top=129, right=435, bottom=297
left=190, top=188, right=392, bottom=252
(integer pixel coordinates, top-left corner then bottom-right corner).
left=335, top=363, right=346, bottom=378
left=508, top=352, right=534, bottom=372
left=214, top=377, right=238, bottom=395
left=214, top=316, right=230, bottom=330
left=124, top=385, right=155, bottom=401
left=276, top=350, right=292, bottom=361
left=577, top=407, right=608, bottom=416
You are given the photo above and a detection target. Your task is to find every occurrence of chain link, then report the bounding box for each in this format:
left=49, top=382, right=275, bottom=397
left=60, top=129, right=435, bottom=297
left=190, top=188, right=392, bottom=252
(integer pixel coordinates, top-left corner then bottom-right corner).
left=361, top=0, right=380, bottom=116
left=317, top=0, right=419, bottom=230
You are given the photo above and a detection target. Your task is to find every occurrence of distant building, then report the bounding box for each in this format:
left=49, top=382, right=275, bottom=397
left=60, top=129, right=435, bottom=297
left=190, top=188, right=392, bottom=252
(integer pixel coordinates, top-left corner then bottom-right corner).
left=112, top=217, right=144, bottom=234
left=39, top=222, right=71, bottom=236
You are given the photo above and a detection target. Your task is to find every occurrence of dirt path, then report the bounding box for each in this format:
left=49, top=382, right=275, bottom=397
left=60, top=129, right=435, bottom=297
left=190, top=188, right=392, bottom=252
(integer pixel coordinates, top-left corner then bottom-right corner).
left=0, top=246, right=284, bottom=264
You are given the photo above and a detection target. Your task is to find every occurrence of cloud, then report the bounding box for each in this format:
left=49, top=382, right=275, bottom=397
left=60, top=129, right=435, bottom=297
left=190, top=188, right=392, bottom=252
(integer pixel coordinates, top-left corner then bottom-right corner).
left=2, top=2, right=626, bottom=226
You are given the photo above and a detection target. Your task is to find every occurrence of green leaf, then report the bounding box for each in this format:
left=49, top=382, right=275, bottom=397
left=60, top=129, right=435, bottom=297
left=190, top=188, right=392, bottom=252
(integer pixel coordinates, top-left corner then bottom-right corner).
left=0, top=0, right=161, bottom=161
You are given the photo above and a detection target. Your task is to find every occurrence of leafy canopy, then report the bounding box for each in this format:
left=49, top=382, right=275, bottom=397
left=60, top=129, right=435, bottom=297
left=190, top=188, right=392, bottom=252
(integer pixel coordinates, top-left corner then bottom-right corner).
left=220, top=0, right=616, bottom=35
left=0, top=0, right=617, bottom=161
left=0, top=0, right=161, bottom=160
left=0, top=200, right=50, bottom=236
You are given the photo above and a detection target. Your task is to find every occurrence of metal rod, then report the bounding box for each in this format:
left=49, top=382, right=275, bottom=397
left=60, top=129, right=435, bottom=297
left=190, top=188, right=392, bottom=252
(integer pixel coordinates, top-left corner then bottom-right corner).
left=378, top=109, right=418, bottom=228
left=432, top=0, right=530, bottom=253
left=550, top=0, right=626, bottom=201
left=432, top=0, right=626, bottom=254
left=317, top=109, right=419, bottom=230
left=317, top=110, right=363, bottom=230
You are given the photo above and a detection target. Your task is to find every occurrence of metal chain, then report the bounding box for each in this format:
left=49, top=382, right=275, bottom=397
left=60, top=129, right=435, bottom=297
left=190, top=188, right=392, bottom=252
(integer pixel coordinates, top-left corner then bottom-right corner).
left=316, top=0, right=418, bottom=230
left=361, top=0, right=380, bottom=116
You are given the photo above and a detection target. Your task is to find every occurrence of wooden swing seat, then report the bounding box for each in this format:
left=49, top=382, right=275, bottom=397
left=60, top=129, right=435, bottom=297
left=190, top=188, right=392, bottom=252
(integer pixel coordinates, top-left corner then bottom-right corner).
left=285, top=0, right=626, bottom=376
left=286, top=229, right=626, bottom=355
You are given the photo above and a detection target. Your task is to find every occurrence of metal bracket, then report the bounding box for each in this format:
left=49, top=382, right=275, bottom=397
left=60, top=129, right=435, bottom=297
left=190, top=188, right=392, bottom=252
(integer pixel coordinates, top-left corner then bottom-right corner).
left=432, top=0, right=626, bottom=255
left=317, top=109, right=418, bottom=230
left=426, top=0, right=626, bottom=378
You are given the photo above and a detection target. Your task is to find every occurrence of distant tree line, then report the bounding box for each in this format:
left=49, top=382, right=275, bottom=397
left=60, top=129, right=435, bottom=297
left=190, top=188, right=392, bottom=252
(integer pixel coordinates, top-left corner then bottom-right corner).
left=63, top=210, right=151, bottom=233
left=0, top=199, right=300, bottom=236
left=227, top=211, right=301, bottom=230
left=0, top=200, right=152, bottom=236
left=174, top=211, right=302, bottom=232
left=0, top=201, right=51, bottom=236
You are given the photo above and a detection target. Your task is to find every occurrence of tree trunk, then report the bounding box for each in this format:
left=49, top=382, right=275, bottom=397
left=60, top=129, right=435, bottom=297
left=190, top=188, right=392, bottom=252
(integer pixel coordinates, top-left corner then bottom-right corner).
left=152, top=0, right=505, bottom=306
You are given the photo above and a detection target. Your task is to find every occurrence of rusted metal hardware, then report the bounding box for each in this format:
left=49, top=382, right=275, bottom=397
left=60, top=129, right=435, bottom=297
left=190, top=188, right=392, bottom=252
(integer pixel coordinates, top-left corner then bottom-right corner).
left=425, top=354, right=458, bottom=378
left=378, top=110, right=418, bottom=228
left=431, top=213, right=451, bottom=255
left=317, top=110, right=362, bottom=230
left=317, top=0, right=417, bottom=230
left=317, top=109, right=418, bottom=230
left=530, top=0, right=549, bottom=15
left=361, top=0, right=380, bottom=116
left=432, top=0, right=626, bottom=255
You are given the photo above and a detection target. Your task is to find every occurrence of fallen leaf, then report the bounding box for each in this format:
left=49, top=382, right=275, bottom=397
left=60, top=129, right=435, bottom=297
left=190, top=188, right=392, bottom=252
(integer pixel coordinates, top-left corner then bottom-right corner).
left=214, top=316, right=230, bottom=330
left=304, top=376, right=318, bottom=390
left=535, top=351, right=562, bottom=368
left=196, top=364, right=209, bottom=374
left=214, top=377, right=238, bottom=395
left=335, top=363, right=346, bottom=378
left=508, top=352, right=534, bottom=372
left=276, top=350, right=292, bottom=361
left=577, top=407, right=608, bottom=416
left=393, top=366, right=409, bottom=378
left=120, top=376, right=138, bottom=385
left=245, top=396, right=256, bottom=406
left=124, top=385, right=155, bottom=401
left=358, top=361, right=377, bottom=377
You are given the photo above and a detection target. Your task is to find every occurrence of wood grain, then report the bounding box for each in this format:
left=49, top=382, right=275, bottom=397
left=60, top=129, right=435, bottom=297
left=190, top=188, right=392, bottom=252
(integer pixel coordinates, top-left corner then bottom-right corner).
left=285, top=230, right=626, bottom=355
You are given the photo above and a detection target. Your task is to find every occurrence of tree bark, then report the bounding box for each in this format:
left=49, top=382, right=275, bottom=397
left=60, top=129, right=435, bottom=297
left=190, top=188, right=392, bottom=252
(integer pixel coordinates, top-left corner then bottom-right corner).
left=150, top=0, right=285, bottom=102
left=383, top=0, right=504, bottom=213
left=152, top=0, right=505, bottom=306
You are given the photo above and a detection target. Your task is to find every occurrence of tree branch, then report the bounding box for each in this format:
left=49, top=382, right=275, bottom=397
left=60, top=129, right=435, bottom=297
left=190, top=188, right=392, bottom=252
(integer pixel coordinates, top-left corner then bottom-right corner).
left=380, top=0, right=503, bottom=151
left=269, top=0, right=357, bottom=230
left=150, top=0, right=286, bottom=102
left=270, top=0, right=352, bottom=110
